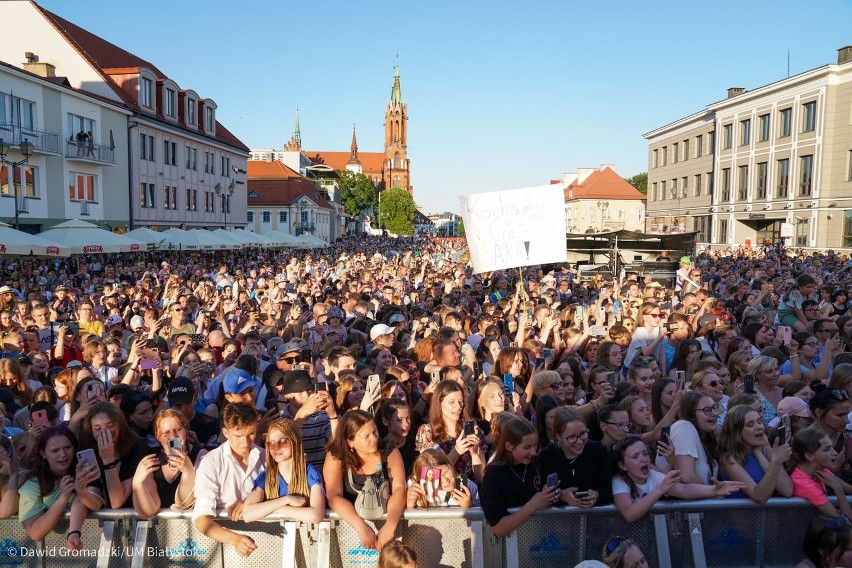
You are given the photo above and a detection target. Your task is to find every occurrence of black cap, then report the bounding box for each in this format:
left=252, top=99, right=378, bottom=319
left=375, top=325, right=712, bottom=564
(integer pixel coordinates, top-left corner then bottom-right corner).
left=280, top=370, right=313, bottom=395
left=166, top=376, right=195, bottom=405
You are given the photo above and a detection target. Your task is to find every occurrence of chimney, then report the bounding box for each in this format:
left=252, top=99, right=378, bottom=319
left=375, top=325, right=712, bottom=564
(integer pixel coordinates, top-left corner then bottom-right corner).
left=22, top=52, right=56, bottom=78
left=727, top=87, right=745, bottom=98
left=838, top=46, right=852, bottom=65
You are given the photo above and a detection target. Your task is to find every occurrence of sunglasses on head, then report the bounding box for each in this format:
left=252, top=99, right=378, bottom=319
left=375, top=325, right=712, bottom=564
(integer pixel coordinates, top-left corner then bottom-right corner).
left=605, top=536, right=628, bottom=555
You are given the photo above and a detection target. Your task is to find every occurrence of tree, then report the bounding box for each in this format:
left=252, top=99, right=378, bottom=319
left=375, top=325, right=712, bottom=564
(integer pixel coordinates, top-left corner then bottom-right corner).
left=338, top=170, right=378, bottom=216
left=379, top=187, right=416, bottom=235
left=457, top=217, right=466, bottom=237
left=625, top=172, right=648, bottom=195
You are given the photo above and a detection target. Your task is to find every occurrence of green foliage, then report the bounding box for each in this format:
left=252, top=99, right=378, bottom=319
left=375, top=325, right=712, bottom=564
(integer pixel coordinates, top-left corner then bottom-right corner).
left=379, top=187, right=416, bottom=235
left=338, top=170, right=378, bottom=216
left=457, top=217, right=465, bottom=237
left=625, top=172, right=648, bottom=195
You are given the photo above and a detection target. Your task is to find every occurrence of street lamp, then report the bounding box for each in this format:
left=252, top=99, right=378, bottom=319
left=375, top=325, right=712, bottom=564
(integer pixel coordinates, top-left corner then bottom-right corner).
left=215, top=179, right=235, bottom=229
left=596, top=200, right=609, bottom=232
left=0, top=138, right=34, bottom=230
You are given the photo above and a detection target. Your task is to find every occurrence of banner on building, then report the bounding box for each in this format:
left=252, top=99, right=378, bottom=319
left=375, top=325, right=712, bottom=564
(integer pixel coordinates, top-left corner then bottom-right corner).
left=459, top=184, right=567, bottom=274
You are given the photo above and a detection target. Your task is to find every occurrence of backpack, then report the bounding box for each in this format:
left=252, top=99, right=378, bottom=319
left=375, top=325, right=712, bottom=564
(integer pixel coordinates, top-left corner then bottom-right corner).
left=348, top=451, right=391, bottom=520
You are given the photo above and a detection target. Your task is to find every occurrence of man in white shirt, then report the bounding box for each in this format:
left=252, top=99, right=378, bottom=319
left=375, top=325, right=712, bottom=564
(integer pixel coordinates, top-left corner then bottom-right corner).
left=194, top=403, right=264, bottom=557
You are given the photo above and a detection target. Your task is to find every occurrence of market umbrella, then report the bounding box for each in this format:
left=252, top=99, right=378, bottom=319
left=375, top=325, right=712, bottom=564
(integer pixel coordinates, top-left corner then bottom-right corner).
left=125, top=227, right=167, bottom=246
left=212, top=229, right=251, bottom=249
left=0, top=221, right=69, bottom=256
left=262, top=230, right=303, bottom=247
left=232, top=229, right=275, bottom=246
left=187, top=229, right=236, bottom=250
left=37, top=219, right=144, bottom=254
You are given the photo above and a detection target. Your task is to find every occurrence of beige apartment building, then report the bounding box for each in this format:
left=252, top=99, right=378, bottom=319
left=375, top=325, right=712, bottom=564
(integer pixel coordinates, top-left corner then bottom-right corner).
left=645, top=46, right=852, bottom=251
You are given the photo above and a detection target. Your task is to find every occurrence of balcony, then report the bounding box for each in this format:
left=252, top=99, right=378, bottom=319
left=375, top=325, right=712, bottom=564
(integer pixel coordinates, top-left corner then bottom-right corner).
left=0, top=123, right=60, bottom=154
left=295, top=224, right=315, bottom=235
left=64, top=139, right=116, bottom=165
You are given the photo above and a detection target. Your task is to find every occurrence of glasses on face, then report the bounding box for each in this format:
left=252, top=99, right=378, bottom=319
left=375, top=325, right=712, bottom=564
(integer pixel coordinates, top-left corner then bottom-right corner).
left=282, top=356, right=299, bottom=363
left=648, top=313, right=662, bottom=318
left=696, top=403, right=723, bottom=416
left=606, top=536, right=628, bottom=555
left=803, top=341, right=819, bottom=347
left=266, top=438, right=290, bottom=450
left=603, top=421, right=632, bottom=431
left=818, top=328, right=839, bottom=334
left=705, top=380, right=720, bottom=388
left=227, top=318, right=239, bottom=323
left=563, top=428, right=589, bottom=444
left=548, top=382, right=566, bottom=390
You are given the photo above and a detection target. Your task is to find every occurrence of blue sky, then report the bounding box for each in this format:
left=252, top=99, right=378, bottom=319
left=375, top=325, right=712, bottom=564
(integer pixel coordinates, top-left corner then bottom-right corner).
left=38, top=0, right=852, bottom=214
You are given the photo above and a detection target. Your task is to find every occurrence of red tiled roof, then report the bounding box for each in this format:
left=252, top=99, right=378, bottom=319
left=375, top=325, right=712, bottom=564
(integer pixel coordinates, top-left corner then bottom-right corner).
left=565, top=166, right=647, bottom=201
left=247, top=160, right=301, bottom=179
left=307, top=151, right=385, bottom=175
left=247, top=179, right=332, bottom=209
left=35, top=3, right=249, bottom=152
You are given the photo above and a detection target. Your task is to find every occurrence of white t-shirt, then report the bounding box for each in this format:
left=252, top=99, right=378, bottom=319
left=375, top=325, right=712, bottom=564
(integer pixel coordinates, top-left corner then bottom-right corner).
left=655, top=420, right=713, bottom=484
left=612, top=469, right=666, bottom=499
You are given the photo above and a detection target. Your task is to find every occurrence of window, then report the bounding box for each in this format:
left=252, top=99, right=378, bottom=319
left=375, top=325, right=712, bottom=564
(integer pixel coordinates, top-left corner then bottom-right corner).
left=226, top=195, right=231, bottom=214
left=192, top=190, right=198, bottom=211
left=694, top=174, right=702, bottom=197
left=695, top=215, right=711, bottom=242
left=661, top=180, right=667, bottom=201
left=844, top=210, right=852, bottom=248
left=662, top=147, right=667, bottom=166
left=651, top=183, right=657, bottom=201
left=780, top=108, right=792, bottom=137
left=618, top=209, right=625, bottom=220
left=740, top=119, right=751, bottom=146
left=262, top=211, right=271, bottom=223
left=707, top=171, right=714, bottom=196
left=756, top=162, right=768, bottom=199
left=796, top=217, right=809, bottom=247
left=67, top=113, right=95, bottom=145
left=140, top=182, right=155, bottom=208
left=140, top=77, right=152, bottom=108
left=682, top=139, right=689, bottom=161
left=738, top=165, right=748, bottom=200
left=165, top=89, right=176, bottom=118
left=205, top=107, right=214, bottom=131
left=721, top=168, right=731, bottom=201
left=164, top=186, right=171, bottom=209
left=696, top=134, right=704, bottom=158
left=653, top=149, right=658, bottom=168
left=709, top=131, right=715, bottom=153
left=204, top=152, right=213, bottom=173
left=800, top=155, right=813, bottom=196
left=186, top=146, right=196, bottom=170
left=1, top=164, right=37, bottom=198
left=140, top=134, right=154, bottom=161
left=682, top=176, right=688, bottom=195
left=221, top=156, right=230, bottom=177
left=68, top=172, right=95, bottom=202
left=723, top=124, right=732, bottom=149
left=719, top=219, right=728, bottom=243
left=163, top=141, right=176, bottom=166
left=848, top=150, right=852, bottom=181
left=187, top=100, right=196, bottom=125
left=673, top=142, right=679, bottom=164
left=247, top=211, right=254, bottom=223
left=186, top=188, right=191, bottom=210
left=803, top=101, right=817, bottom=133
left=777, top=159, right=790, bottom=198
left=759, top=114, right=770, bottom=142
left=278, top=211, right=287, bottom=223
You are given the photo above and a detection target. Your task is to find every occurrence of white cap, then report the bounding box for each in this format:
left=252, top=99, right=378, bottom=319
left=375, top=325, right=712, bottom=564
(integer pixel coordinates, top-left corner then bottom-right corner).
left=130, top=315, right=145, bottom=330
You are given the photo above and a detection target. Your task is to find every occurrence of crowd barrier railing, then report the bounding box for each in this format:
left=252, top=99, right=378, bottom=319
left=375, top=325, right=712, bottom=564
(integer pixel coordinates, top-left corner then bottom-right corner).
left=0, top=498, right=824, bottom=568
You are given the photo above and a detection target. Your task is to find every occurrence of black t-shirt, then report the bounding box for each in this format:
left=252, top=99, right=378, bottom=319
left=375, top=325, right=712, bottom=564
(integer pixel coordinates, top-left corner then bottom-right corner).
left=190, top=412, right=219, bottom=447
left=480, top=462, right=542, bottom=527
left=98, top=437, right=156, bottom=509
left=152, top=444, right=202, bottom=508
left=538, top=440, right=613, bottom=505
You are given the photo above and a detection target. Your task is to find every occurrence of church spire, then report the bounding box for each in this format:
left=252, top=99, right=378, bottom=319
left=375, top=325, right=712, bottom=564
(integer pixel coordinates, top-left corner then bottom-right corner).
left=390, top=56, right=402, bottom=106
left=293, top=107, right=301, bottom=148
left=347, top=123, right=361, bottom=165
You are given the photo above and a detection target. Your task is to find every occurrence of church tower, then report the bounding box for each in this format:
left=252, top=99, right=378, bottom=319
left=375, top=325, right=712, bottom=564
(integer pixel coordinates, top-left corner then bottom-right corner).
left=283, top=108, right=302, bottom=151
left=384, top=59, right=411, bottom=194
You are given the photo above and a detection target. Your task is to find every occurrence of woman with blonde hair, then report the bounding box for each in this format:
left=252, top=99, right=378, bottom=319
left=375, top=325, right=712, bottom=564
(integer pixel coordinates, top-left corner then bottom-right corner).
left=727, top=349, right=753, bottom=387
left=243, top=419, right=325, bottom=523
left=749, top=355, right=784, bottom=425
left=0, top=358, right=33, bottom=406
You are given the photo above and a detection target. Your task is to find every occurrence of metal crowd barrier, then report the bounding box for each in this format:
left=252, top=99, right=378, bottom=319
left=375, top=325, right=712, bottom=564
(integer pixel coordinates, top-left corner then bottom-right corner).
left=0, top=499, right=823, bottom=568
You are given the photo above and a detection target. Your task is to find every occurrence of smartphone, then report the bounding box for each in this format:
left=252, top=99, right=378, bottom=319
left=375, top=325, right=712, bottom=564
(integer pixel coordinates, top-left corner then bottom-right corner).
left=574, top=490, right=590, bottom=499
left=782, top=414, right=792, bottom=444
left=463, top=420, right=475, bottom=437
left=835, top=434, right=846, bottom=454
left=542, top=348, right=553, bottom=359
left=168, top=437, right=183, bottom=455
left=366, top=374, right=381, bottom=396
left=314, top=381, right=328, bottom=393
left=455, top=473, right=468, bottom=491
left=598, top=307, right=606, bottom=324
left=430, top=370, right=441, bottom=385
left=607, top=371, right=619, bottom=389
left=744, top=373, right=755, bottom=394
left=301, top=348, right=313, bottom=363
left=140, top=358, right=160, bottom=370
left=503, top=373, right=514, bottom=394
left=31, top=409, right=48, bottom=427
left=86, top=382, right=98, bottom=400
left=201, top=362, right=215, bottom=374
left=546, top=472, right=559, bottom=489
left=675, top=370, right=685, bottom=390
left=660, top=425, right=671, bottom=447
left=575, top=305, right=584, bottom=321
left=535, top=357, right=546, bottom=369
left=473, top=360, right=482, bottom=378
left=76, top=448, right=97, bottom=466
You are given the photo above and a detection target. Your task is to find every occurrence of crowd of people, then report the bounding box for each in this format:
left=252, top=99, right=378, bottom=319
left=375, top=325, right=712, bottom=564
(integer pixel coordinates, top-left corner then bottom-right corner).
left=1, top=233, right=851, bottom=567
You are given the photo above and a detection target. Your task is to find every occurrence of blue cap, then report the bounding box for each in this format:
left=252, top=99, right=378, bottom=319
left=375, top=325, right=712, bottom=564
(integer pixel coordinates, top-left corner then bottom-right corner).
left=223, top=368, right=255, bottom=395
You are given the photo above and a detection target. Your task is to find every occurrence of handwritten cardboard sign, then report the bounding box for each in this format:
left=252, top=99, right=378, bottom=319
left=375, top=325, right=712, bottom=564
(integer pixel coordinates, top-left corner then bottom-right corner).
left=459, top=184, right=567, bottom=274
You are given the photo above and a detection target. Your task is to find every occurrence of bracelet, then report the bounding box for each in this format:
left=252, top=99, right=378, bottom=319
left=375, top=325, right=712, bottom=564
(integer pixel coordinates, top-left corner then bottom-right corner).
left=67, top=531, right=81, bottom=540
left=328, top=416, right=338, bottom=421
left=102, top=459, right=121, bottom=470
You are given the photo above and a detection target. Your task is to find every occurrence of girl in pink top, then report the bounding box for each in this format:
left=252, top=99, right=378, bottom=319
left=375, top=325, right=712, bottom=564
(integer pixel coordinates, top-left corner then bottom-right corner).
left=790, top=427, right=852, bottom=518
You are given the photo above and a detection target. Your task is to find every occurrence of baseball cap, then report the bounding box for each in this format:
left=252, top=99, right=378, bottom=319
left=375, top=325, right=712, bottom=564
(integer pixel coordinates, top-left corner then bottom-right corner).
left=167, top=377, right=195, bottom=405
left=370, top=323, right=395, bottom=341
left=15, top=354, right=32, bottom=366
left=777, top=396, right=812, bottom=418
left=0, top=286, right=15, bottom=295
left=275, top=341, right=302, bottom=360
left=388, top=313, right=406, bottom=326
left=280, top=369, right=313, bottom=395
left=224, top=368, right=255, bottom=395
left=129, top=315, right=145, bottom=330
left=66, top=360, right=83, bottom=368
left=105, top=314, right=123, bottom=327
